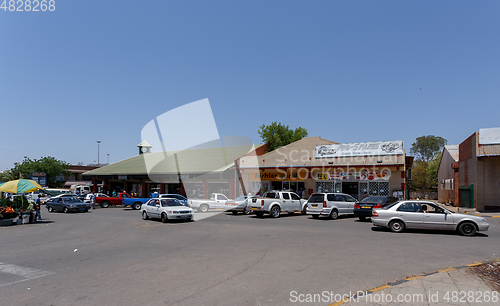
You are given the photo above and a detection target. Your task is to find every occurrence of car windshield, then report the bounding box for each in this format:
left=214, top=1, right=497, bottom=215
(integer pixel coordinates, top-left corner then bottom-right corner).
left=161, top=199, right=183, bottom=207
left=234, top=196, right=247, bottom=201
left=382, top=202, right=399, bottom=210
left=361, top=196, right=385, bottom=204
left=308, top=194, right=324, bottom=203
left=64, top=197, right=79, bottom=203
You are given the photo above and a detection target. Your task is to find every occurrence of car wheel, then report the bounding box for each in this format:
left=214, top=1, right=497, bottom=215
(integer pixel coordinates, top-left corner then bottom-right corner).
left=458, top=222, right=477, bottom=236
left=358, top=216, right=366, bottom=221
left=100, top=201, right=110, bottom=208
left=48, top=206, right=54, bottom=212
left=270, top=206, right=281, bottom=218
left=255, top=212, right=264, bottom=218
left=301, top=205, right=307, bottom=215
left=142, top=211, right=149, bottom=220
left=231, top=211, right=238, bottom=215
left=132, top=202, right=142, bottom=210
left=63, top=207, right=69, bottom=214
left=243, top=206, right=252, bottom=215
left=161, top=212, right=168, bottom=223
left=312, top=214, right=319, bottom=219
left=199, top=204, right=209, bottom=213
left=389, top=220, right=405, bottom=233
left=329, top=209, right=338, bottom=220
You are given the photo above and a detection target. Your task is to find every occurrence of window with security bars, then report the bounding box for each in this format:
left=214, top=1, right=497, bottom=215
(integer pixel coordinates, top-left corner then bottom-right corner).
left=316, top=182, right=334, bottom=193
left=359, top=182, right=368, bottom=199
left=378, top=182, right=389, bottom=196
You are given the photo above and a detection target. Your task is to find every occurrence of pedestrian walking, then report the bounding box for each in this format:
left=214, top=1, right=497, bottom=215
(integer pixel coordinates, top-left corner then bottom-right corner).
left=35, top=194, right=42, bottom=221
left=89, top=192, right=96, bottom=209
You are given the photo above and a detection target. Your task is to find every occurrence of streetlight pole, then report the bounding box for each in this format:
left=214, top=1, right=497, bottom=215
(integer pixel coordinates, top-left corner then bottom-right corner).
left=107, top=153, right=110, bottom=164
left=97, top=141, right=101, bottom=166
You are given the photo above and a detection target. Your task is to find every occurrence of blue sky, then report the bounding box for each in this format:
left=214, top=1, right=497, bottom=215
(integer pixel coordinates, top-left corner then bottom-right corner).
left=1, top=0, right=499, bottom=171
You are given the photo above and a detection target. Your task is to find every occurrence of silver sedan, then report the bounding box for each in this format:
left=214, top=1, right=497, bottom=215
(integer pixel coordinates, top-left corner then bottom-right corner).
left=371, top=201, right=489, bottom=236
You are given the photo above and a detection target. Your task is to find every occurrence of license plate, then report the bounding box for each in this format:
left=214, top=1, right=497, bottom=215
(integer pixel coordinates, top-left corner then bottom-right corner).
left=252, top=207, right=258, bottom=210
left=311, top=204, right=318, bottom=207
left=361, top=206, right=371, bottom=209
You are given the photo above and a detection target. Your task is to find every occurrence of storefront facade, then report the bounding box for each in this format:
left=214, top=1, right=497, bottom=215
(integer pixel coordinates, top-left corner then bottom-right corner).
left=237, top=137, right=412, bottom=200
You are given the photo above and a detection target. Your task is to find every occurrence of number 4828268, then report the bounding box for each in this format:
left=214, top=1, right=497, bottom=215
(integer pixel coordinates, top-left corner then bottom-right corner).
left=1, top=0, right=55, bottom=11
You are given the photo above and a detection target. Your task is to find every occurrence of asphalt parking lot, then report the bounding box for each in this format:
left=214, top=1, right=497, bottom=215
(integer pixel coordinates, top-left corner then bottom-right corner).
left=1, top=207, right=499, bottom=306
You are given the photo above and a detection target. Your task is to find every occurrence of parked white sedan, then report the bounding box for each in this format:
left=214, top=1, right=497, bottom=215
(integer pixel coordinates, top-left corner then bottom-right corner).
left=141, top=198, right=194, bottom=223
left=371, top=201, right=489, bottom=236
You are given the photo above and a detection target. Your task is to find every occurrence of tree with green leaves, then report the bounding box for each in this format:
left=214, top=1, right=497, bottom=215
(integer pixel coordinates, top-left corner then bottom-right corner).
left=258, top=122, right=309, bottom=152
left=410, top=135, right=447, bottom=162
left=6, top=156, right=71, bottom=188
left=409, top=135, right=446, bottom=191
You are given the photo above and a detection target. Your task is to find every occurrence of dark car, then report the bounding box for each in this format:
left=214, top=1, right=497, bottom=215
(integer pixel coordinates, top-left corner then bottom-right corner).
left=353, top=196, right=398, bottom=221
left=46, top=197, right=90, bottom=213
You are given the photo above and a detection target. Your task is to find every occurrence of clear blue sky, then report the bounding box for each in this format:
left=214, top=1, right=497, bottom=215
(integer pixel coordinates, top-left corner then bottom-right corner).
left=1, top=0, right=499, bottom=171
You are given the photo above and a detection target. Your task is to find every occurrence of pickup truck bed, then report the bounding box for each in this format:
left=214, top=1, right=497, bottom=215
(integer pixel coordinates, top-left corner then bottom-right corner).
left=96, top=192, right=150, bottom=210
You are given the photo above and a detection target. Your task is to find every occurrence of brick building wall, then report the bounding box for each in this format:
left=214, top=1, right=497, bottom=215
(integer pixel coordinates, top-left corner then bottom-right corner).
left=438, top=148, right=456, bottom=204
left=477, top=156, right=500, bottom=210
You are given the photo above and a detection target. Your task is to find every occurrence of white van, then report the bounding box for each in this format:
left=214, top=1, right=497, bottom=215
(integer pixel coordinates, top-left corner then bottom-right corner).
left=306, top=193, right=357, bottom=220
left=70, top=185, right=92, bottom=194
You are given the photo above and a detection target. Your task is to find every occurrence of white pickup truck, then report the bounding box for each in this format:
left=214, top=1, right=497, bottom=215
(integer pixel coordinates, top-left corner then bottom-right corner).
left=249, top=191, right=308, bottom=218
left=188, top=193, right=230, bottom=212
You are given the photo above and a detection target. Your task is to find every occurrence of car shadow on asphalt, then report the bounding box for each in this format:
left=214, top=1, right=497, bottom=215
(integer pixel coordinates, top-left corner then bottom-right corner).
left=249, top=213, right=308, bottom=219
left=305, top=215, right=354, bottom=221
left=33, top=220, right=55, bottom=225
left=370, top=226, right=489, bottom=237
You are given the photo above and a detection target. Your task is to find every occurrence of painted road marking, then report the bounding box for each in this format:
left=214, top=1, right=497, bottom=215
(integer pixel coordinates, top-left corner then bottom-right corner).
left=0, top=262, right=54, bottom=287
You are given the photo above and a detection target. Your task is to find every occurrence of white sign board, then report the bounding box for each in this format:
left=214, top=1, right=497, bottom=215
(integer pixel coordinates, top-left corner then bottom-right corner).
left=479, top=127, right=500, bottom=145
left=315, top=140, right=403, bottom=158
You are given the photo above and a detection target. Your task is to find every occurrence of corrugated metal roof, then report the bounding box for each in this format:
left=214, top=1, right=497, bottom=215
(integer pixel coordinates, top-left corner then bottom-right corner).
left=444, top=145, right=459, bottom=162
left=83, top=145, right=254, bottom=177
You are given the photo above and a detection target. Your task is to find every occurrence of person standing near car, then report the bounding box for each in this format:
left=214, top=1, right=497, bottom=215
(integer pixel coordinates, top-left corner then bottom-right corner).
left=35, top=195, right=42, bottom=221
left=89, top=192, right=96, bottom=210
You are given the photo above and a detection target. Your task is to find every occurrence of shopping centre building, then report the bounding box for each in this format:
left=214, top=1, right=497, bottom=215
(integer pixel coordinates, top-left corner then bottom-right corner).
left=83, top=137, right=413, bottom=200
left=236, top=137, right=413, bottom=200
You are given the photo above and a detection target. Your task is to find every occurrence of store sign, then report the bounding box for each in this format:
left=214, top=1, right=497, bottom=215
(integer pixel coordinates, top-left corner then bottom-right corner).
left=30, top=172, right=47, bottom=187
left=118, top=175, right=128, bottom=180
left=479, top=127, right=500, bottom=145
left=316, top=171, right=390, bottom=181
left=250, top=172, right=302, bottom=181
left=315, top=140, right=403, bottom=158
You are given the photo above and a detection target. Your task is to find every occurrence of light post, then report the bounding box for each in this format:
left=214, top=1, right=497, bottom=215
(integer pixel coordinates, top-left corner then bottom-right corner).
left=97, top=140, right=101, bottom=166
left=107, top=153, right=110, bottom=164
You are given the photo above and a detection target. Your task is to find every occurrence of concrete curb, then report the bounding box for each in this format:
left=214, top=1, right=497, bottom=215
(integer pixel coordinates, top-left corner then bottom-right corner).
left=328, top=258, right=500, bottom=306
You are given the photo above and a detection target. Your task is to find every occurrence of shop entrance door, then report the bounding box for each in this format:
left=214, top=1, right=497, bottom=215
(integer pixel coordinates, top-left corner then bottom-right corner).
left=342, top=182, right=358, bottom=199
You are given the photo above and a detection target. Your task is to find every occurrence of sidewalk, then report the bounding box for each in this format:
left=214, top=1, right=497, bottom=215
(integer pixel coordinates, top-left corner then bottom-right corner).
left=338, top=262, right=499, bottom=306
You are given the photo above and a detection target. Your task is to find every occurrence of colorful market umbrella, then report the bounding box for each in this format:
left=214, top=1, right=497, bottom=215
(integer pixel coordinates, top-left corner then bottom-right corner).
left=0, top=179, right=43, bottom=194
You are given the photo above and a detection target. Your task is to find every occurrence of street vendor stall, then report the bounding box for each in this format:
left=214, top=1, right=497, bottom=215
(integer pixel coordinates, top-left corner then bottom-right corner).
left=0, top=179, right=43, bottom=225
